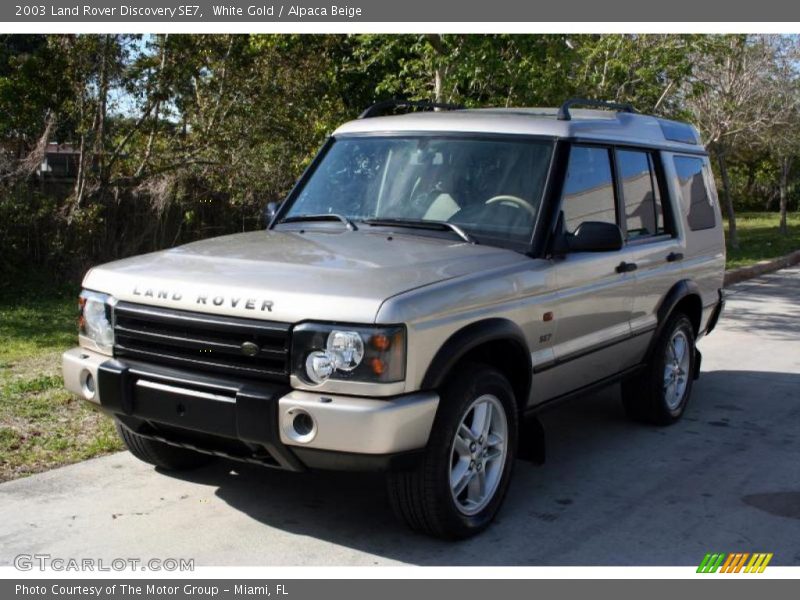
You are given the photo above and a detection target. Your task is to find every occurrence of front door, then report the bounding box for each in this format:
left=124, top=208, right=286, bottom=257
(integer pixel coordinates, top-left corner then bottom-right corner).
left=542, top=145, right=642, bottom=398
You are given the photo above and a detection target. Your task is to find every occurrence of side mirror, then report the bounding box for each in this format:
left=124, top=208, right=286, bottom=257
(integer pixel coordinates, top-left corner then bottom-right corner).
left=563, top=221, right=624, bottom=253
left=264, top=201, right=280, bottom=227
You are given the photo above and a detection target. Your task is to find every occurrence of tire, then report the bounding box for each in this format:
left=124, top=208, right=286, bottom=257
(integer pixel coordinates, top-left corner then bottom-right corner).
left=115, top=422, right=214, bottom=470
left=387, top=363, right=518, bottom=539
left=622, top=313, right=696, bottom=425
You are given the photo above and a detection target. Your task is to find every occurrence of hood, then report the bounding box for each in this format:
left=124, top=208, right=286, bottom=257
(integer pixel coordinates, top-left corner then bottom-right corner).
left=83, top=229, right=528, bottom=323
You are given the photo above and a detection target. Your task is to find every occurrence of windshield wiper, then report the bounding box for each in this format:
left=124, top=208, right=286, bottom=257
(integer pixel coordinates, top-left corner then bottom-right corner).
left=363, top=218, right=477, bottom=244
left=280, top=214, right=358, bottom=231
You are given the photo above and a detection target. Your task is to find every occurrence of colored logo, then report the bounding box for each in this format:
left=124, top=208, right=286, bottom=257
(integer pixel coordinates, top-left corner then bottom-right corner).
left=697, top=553, right=773, bottom=573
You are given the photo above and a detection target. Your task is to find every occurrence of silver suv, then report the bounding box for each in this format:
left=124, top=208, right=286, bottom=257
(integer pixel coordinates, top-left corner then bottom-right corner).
left=62, top=98, right=726, bottom=539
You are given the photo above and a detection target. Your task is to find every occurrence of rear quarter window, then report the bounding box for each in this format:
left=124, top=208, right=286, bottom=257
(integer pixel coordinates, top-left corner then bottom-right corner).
left=673, top=156, right=717, bottom=231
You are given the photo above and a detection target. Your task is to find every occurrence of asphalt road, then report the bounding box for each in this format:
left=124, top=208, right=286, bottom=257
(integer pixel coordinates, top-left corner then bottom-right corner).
left=1, top=268, right=799, bottom=566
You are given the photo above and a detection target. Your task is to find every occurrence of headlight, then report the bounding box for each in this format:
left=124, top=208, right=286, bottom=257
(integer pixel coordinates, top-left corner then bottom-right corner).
left=78, top=290, right=114, bottom=354
left=292, top=323, right=406, bottom=385
left=326, top=330, right=365, bottom=371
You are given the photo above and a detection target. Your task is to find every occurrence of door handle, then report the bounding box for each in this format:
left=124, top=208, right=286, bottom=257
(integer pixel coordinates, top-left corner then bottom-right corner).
left=616, top=261, right=638, bottom=273
left=666, top=252, right=684, bottom=262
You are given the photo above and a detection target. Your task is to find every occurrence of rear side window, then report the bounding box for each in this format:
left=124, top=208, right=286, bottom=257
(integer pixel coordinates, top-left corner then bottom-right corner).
left=617, top=149, right=666, bottom=240
left=561, top=146, right=616, bottom=233
left=673, top=156, right=716, bottom=231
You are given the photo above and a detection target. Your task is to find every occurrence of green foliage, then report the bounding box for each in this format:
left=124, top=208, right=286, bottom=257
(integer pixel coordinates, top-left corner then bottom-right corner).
left=0, top=287, right=121, bottom=482
left=0, top=279, right=78, bottom=364
left=345, top=34, right=701, bottom=114
left=0, top=35, right=69, bottom=143
left=726, top=212, right=800, bottom=269
left=0, top=34, right=798, bottom=283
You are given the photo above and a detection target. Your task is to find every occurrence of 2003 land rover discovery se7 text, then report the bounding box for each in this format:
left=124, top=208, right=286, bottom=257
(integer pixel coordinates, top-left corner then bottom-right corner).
left=63, top=98, right=725, bottom=539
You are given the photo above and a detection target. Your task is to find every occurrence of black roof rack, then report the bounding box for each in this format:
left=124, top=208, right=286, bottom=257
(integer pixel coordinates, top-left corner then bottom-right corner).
left=358, top=99, right=465, bottom=119
left=557, top=97, right=636, bottom=121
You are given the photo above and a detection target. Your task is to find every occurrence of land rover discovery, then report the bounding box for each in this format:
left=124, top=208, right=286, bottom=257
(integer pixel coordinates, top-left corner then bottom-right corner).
left=62, top=98, right=726, bottom=539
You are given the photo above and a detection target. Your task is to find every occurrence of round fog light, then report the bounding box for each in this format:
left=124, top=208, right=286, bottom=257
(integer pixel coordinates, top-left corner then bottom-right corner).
left=293, top=412, right=315, bottom=436
left=283, top=408, right=317, bottom=444
left=81, top=371, right=96, bottom=400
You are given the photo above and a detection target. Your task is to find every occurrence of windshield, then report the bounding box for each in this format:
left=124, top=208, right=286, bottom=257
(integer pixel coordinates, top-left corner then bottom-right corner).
left=280, top=136, right=554, bottom=248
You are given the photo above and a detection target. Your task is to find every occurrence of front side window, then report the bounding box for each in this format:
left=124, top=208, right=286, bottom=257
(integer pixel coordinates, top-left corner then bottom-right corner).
left=618, top=149, right=666, bottom=239
left=281, top=136, right=553, bottom=248
left=561, top=146, right=617, bottom=233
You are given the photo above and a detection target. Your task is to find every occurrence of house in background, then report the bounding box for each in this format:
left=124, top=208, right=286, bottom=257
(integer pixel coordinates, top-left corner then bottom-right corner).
left=37, top=142, right=80, bottom=178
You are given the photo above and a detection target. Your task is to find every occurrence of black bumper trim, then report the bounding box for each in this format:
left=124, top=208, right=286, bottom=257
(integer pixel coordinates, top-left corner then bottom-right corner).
left=97, top=359, right=304, bottom=472
left=115, top=418, right=286, bottom=468
left=291, top=446, right=424, bottom=472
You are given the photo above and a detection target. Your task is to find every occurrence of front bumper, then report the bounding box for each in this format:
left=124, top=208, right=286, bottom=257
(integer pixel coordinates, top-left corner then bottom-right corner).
left=62, top=347, right=438, bottom=471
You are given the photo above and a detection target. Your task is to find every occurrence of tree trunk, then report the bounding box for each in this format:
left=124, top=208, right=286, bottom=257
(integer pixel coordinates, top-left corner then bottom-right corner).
left=425, top=34, right=447, bottom=104
left=764, top=190, right=776, bottom=211
left=716, top=146, right=739, bottom=249
left=779, top=155, right=791, bottom=235
left=72, top=104, right=88, bottom=212
left=136, top=34, right=169, bottom=178
left=95, top=35, right=111, bottom=190
left=433, top=66, right=444, bottom=104
left=744, top=161, right=756, bottom=203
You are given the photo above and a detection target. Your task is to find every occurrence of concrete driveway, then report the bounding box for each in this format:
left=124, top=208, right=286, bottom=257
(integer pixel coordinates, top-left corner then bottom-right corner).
left=1, top=268, right=798, bottom=566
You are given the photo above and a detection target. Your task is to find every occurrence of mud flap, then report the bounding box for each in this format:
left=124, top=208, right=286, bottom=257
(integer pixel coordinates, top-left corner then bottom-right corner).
left=693, top=348, right=702, bottom=380
left=517, top=414, right=546, bottom=465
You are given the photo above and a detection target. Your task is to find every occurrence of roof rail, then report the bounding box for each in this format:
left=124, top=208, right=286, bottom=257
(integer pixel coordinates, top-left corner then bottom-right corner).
left=358, top=99, right=465, bottom=119
left=557, top=97, right=636, bottom=121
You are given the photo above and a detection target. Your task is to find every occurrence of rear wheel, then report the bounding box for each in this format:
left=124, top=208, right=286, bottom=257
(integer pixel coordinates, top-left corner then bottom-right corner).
left=622, top=313, right=696, bottom=425
left=115, top=422, right=214, bottom=470
left=387, top=364, right=518, bottom=539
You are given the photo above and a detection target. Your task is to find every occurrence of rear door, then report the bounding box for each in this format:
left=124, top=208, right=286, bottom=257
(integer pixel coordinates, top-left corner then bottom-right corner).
left=614, top=148, right=685, bottom=341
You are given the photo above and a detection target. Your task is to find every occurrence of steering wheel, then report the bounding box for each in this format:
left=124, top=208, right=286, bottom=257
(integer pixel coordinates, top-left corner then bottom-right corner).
left=484, top=195, right=536, bottom=217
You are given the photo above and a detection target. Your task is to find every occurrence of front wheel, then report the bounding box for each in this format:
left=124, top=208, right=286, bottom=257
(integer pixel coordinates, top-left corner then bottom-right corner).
left=387, top=364, right=518, bottom=539
left=622, top=313, right=696, bottom=425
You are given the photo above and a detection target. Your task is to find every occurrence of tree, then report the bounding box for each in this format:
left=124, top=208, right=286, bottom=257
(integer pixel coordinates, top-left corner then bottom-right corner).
left=347, top=34, right=576, bottom=108
left=683, top=35, right=786, bottom=248
left=0, top=35, right=70, bottom=175
left=763, top=36, right=800, bottom=235
left=567, top=34, right=698, bottom=116
left=2, top=34, right=799, bottom=282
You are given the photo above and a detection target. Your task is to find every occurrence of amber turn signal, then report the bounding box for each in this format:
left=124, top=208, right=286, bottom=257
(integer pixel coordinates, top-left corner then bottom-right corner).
left=370, top=357, right=386, bottom=375
left=371, top=334, right=392, bottom=351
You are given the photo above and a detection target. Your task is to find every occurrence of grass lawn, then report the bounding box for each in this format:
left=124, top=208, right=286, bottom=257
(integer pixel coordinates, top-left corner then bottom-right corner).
left=0, top=283, right=121, bottom=482
left=725, top=211, right=800, bottom=269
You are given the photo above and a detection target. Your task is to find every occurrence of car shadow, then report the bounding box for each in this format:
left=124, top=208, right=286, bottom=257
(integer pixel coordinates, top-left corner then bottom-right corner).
left=163, top=369, right=800, bottom=565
